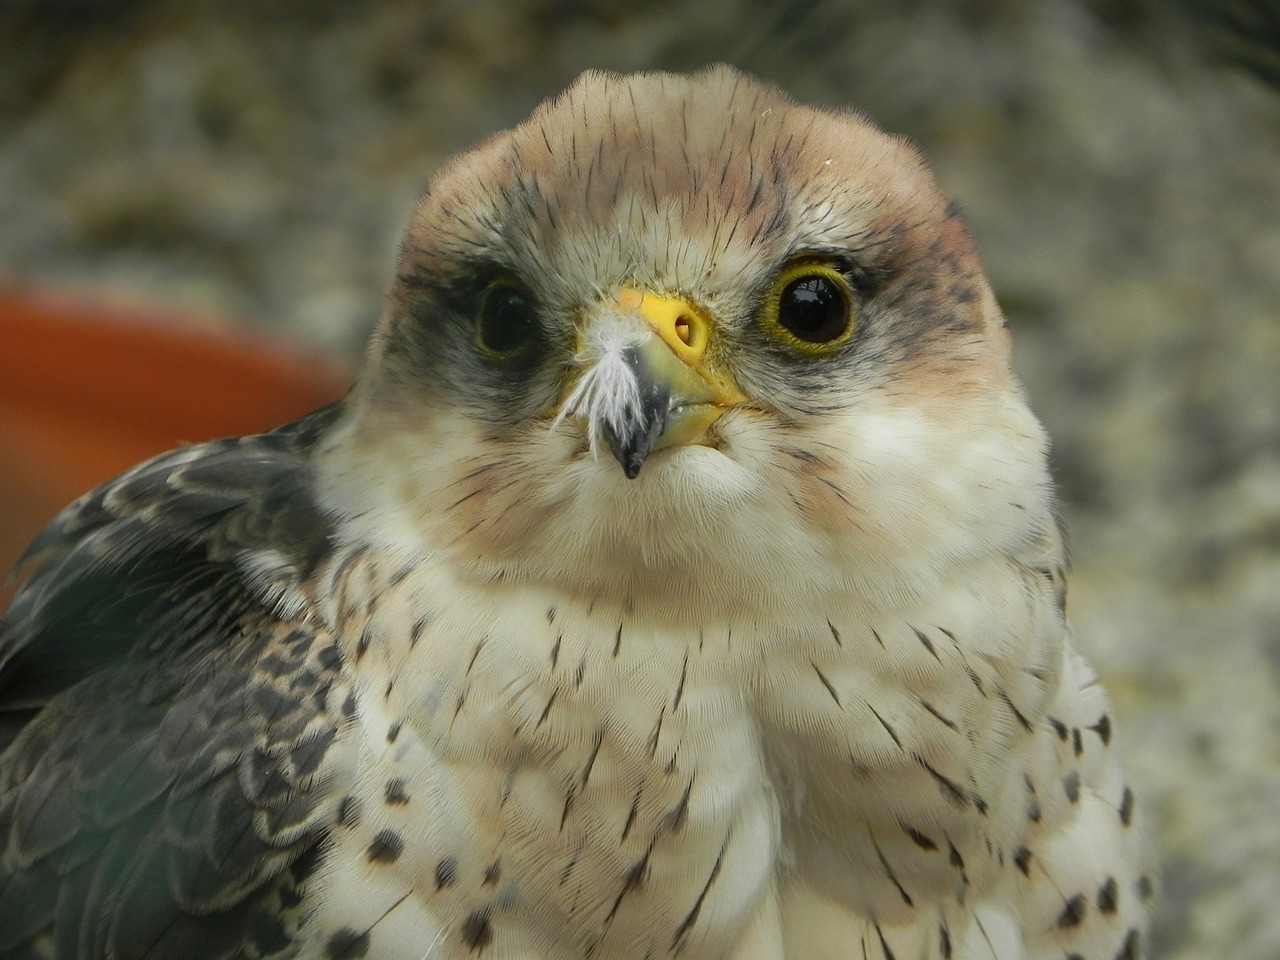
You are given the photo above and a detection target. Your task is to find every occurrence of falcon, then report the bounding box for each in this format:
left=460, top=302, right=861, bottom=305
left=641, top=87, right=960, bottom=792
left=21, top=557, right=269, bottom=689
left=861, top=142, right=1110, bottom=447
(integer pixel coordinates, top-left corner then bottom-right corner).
left=0, top=66, right=1155, bottom=960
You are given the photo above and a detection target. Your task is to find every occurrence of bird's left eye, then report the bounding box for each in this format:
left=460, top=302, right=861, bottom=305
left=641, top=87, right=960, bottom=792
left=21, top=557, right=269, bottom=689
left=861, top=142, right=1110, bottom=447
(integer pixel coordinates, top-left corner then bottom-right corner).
left=477, top=279, right=538, bottom=357
left=763, top=263, right=855, bottom=350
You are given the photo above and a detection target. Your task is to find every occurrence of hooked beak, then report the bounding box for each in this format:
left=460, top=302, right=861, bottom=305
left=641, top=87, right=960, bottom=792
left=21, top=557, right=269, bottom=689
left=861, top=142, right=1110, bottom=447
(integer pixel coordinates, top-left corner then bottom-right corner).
left=561, top=288, right=744, bottom=478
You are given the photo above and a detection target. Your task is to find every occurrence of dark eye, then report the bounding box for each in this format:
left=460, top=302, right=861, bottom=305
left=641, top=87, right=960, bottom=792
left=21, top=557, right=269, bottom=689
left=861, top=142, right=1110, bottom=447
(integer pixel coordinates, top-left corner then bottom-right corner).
left=477, top=279, right=538, bottom=356
left=775, top=272, right=852, bottom=344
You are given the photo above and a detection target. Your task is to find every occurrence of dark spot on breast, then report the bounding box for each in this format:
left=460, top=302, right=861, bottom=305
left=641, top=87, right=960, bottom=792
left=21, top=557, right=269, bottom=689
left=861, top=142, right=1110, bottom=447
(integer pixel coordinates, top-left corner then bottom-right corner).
left=665, top=779, right=694, bottom=833
left=904, top=825, right=937, bottom=851
left=367, top=829, right=404, bottom=864
left=919, top=698, right=958, bottom=731
left=1072, top=727, right=1083, bottom=757
left=326, top=928, right=371, bottom=959
left=827, top=619, right=843, bottom=647
left=436, top=856, right=458, bottom=889
left=385, top=778, right=410, bottom=805
left=1063, top=770, right=1081, bottom=803
left=939, top=923, right=952, bottom=958
left=812, top=662, right=842, bottom=707
left=386, top=721, right=402, bottom=744
left=1120, top=786, right=1135, bottom=826
left=483, top=859, right=502, bottom=886
left=606, top=854, right=652, bottom=922
left=911, top=626, right=940, bottom=660
left=963, top=664, right=986, bottom=696
left=918, top=756, right=967, bottom=808
left=560, top=784, right=577, bottom=829
left=355, top=630, right=371, bottom=661
left=560, top=851, right=578, bottom=885
left=1136, top=874, right=1155, bottom=901
left=1027, top=797, right=1042, bottom=823
left=1091, top=713, right=1113, bottom=746
left=999, top=689, right=1033, bottom=733
left=1048, top=716, right=1068, bottom=740
left=461, top=909, right=494, bottom=950
left=410, top=614, right=431, bottom=647
left=338, top=795, right=361, bottom=828
left=535, top=689, right=559, bottom=729
left=1013, top=846, right=1032, bottom=876
left=872, top=922, right=899, bottom=960
left=1098, top=876, right=1119, bottom=914
left=1115, top=928, right=1140, bottom=960
left=1056, top=893, right=1087, bottom=929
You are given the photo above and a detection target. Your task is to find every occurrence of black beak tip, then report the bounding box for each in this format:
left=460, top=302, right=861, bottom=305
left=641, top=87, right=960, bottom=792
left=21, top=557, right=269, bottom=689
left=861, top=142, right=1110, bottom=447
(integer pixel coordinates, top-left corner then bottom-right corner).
left=603, top=419, right=662, bottom=481
left=604, top=426, right=649, bottom=480
left=601, top=345, right=671, bottom=480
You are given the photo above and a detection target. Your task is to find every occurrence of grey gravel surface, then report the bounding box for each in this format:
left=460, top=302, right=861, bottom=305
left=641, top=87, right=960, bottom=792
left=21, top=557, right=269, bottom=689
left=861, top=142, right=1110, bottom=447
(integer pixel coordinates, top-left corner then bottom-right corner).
left=2, top=2, right=1278, bottom=957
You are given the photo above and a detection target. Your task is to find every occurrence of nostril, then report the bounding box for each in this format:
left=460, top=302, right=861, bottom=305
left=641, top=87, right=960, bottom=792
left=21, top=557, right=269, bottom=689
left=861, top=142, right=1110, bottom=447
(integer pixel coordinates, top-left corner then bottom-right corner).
left=674, top=315, right=705, bottom=351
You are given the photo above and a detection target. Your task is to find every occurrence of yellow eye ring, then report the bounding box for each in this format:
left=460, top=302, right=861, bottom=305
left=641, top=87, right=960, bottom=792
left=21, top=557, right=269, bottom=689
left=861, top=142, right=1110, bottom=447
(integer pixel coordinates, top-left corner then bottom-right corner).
left=760, top=262, right=856, bottom=353
left=476, top=278, right=538, bottom=358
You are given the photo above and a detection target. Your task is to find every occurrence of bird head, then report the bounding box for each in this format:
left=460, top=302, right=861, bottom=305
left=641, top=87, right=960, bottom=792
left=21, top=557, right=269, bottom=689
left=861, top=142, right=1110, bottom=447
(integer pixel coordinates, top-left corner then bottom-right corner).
left=321, top=65, right=1053, bottom=619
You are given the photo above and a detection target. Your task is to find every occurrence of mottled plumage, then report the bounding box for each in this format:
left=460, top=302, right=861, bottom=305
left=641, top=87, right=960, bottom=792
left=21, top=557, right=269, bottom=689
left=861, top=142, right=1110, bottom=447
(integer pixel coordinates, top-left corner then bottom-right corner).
left=0, top=66, right=1154, bottom=959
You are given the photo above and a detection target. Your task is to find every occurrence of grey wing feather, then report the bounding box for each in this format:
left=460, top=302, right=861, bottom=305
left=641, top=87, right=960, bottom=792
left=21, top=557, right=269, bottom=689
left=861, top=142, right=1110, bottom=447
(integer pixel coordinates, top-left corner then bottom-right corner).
left=0, top=405, right=355, bottom=960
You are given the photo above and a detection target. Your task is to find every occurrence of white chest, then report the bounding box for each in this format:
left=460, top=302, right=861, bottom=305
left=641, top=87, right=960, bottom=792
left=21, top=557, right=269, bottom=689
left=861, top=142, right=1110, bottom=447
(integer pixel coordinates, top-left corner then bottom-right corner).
left=303, top=551, right=1061, bottom=960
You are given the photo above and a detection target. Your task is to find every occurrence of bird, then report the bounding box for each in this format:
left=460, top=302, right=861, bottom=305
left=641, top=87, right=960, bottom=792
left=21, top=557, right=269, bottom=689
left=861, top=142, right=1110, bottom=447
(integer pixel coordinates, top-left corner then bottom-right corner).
left=0, top=65, right=1155, bottom=960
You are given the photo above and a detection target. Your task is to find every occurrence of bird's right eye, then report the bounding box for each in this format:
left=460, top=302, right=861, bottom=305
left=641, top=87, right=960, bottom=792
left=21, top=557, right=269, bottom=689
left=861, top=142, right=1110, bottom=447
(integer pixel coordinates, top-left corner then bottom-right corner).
left=476, top=279, right=538, bottom=357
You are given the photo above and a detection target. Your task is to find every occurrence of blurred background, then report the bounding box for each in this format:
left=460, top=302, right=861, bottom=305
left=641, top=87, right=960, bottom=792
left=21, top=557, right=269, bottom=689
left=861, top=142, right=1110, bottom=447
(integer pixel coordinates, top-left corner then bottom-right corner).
left=1, top=0, right=1278, bottom=956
